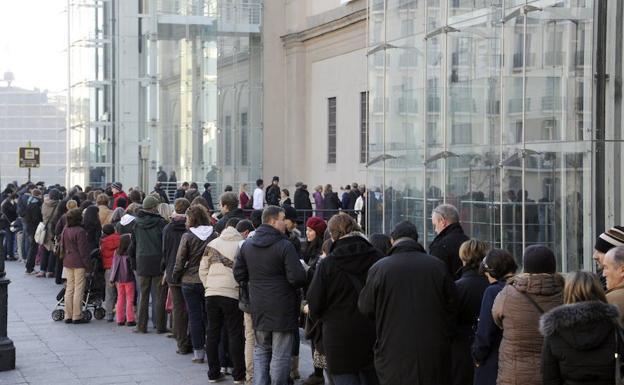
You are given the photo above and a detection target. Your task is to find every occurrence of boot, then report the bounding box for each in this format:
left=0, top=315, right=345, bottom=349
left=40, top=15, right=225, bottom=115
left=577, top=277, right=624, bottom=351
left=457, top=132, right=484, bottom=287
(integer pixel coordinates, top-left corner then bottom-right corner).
left=290, top=355, right=300, bottom=380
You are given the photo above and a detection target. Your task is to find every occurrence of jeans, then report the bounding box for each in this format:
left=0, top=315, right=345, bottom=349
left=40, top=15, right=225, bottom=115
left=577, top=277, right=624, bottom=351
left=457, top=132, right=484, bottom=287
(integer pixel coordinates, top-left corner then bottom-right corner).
left=65, top=268, right=86, bottom=320
left=1, top=230, right=15, bottom=258
left=170, top=285, right=191, bottom=351
left=205, top=296, right=245, bottom=381
left=25, top=234, right=37, bottom=273
left=104, top=269, right=118, bottom=319
left=329, top=368, right=379, bottom=385
left=115, top=282, right=136, bottom=323
left=253, top=330, right=294, bottom=385
left=39, top=248, right=56, bottom=274
left=137, top=275, right=166, bottom=332
left=181, top=283, right=206, bottom=350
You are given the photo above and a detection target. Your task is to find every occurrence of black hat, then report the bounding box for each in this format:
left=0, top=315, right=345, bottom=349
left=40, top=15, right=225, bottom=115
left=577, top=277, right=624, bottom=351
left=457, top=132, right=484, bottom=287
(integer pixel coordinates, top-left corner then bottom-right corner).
left=523, top=245, right=556, bottom=274
left=272, top=176, right=279, bottom=182
left=595, top=226, right=624, bottom=253
left=111, top=182, right=122, bottom=191
left=283, top=205, right=298, bottom=223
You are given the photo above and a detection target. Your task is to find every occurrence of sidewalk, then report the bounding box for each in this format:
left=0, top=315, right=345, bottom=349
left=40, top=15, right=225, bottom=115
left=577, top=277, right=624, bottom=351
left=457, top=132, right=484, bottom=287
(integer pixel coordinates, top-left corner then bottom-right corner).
left=2, top=260, right=312, bottom=385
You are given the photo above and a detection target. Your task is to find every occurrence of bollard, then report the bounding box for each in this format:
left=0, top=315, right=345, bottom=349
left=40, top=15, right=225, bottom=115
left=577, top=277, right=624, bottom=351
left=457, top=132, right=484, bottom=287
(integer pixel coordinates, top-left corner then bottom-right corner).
left=0, top=276, right=15, bottom=371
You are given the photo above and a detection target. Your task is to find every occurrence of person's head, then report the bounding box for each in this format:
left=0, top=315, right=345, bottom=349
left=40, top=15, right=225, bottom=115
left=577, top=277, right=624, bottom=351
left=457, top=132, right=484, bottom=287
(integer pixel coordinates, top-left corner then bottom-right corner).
left=283, top=205, right=298, bottom=231
left=327, top=213, right=359, bottom=241
left=345, top=184, right=351, bottom=191
left=190, top=182, right=198, bottom=190
left=157, top=203, right=173, bottom=221
left=321, top=239, right=333, bottom=257
left=390, top=220, right=419, bottom=243
left=48, top=188, right=61, bottom=201
left=32, top=189, right=42, bottom=198
left=191, top=196, right=210, bottom=212
left=306, top=216, right=327, bottom=242
left=564, top=271, right=607, bottom=304
left=250, top=210, right=263, bottom=229
left=281, top=189, right=289, bottom=199
left=352, top=182, right=359, bottom=190
left=181, top=181, right=189, bottom=190
left=262, top=206, right=286, bottom=233
left=272, top=176, right=279, bottom=185
left=129, top=190, right=143, bottom=204
left=117, top=234, right=132, bottom=255
left=142, top=195, right=160, bottom=213
left=459, top=240, right=490, bottom=270
left=174, top=198, right=191, bottom=215
left=96, top=193, right=110, bottom=207
left=102, top=223, right=115, bottom=236
left=125, top=202, right=141, bottom=215
left=431, top=204, right=460, bottom=234
left=593, top=226, right=624, bottom=268
left=186, top=204, right=211, bottom=229
left=66, top=208, right=83, bottom=227
left=480, top=248, right=518, bottom=283
left=110, top=207, right=125, bottom=224
left=369, top=233, right=392, bottom=255
left=603, top=246, right=624, bottom=290
left=295, top=181, right=303, bottom=189
left=224, top=185, right=233, bottom=192
left=66, top=199, right=78, bottom=211
left=240, top=183, right=248, bottom=193
left=226, top=217, right=241, bottom=229
left=204, top=182, right=211, bottom=191
left=314, top=185, right=323, bottom=193
left=324, top=184, right=333, bottom=194
left=256, top=179, right=264, bottom=188
left=220, top=192, right=239, bottom=214
left=236, top=220, right=255, bottom=238
left=111, top=182, right=122, bottom=194
left=522, top=245, right=557, bottom=274
left=116, top=197, right=127, bottom=209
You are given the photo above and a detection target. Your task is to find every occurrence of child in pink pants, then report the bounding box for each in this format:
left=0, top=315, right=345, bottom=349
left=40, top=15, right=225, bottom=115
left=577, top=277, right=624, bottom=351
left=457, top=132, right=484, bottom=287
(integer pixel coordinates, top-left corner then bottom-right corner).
left=109, top=234, right=136, bottom=326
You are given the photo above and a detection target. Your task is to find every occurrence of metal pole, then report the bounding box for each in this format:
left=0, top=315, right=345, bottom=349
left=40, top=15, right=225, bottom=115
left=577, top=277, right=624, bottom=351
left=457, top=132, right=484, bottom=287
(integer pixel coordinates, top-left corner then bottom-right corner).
left=0, top=276, right=15, bottom=371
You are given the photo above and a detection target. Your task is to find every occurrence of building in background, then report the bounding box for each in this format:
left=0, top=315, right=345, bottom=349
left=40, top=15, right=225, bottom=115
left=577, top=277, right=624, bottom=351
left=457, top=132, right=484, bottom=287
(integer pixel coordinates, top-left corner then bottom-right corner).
left=67, top=0, right=263, bottom=191
left=0, top=72, right=66, bottom=186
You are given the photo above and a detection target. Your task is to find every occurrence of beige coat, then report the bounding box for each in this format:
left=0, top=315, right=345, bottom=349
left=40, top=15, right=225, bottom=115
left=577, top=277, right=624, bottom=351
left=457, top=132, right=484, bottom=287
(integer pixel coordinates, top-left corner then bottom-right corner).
left=492, top=273, right=564, bottom=385
left=199, top=226, right=243, bottom=300
left=606, top=284, right=624, bottom=325
left=98, top=205, right=112, bottom=226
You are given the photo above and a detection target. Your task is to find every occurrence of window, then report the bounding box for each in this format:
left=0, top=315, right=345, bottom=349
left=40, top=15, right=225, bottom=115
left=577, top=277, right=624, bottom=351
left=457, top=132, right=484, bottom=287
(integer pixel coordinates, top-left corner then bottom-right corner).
left=240, top=112, right=248, bottom=166
left=452, top=123, right=472, bottom=144
left=328, top=97, right=337, bottom=164
left=360, top=92, right=368, bottom=164
left=225, top=115, right=232, bottom=166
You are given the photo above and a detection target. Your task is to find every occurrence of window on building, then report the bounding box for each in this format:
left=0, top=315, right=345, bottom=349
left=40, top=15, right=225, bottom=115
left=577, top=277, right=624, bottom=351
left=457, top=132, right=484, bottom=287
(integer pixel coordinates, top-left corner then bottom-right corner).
left=225, top=115, right=232, bottom=166
left=452, top=123, right=472, bottom=144
left=328, top=97, right=337, bottom=164
left=240, top=112, right=248, bottom=166
left=360, top=92, right=368, bottom=164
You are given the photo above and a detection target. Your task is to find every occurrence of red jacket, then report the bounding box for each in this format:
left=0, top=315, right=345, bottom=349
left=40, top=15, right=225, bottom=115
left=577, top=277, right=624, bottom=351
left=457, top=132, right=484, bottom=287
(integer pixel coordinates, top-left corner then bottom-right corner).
left=113, top=191, right=128, bottom=209
left=100, top=233, right=121, bottom=270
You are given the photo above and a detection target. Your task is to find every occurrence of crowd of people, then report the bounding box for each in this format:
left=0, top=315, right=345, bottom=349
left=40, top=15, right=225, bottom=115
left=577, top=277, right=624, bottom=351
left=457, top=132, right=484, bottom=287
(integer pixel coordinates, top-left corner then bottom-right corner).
left=1, top=178, right=624, bottom=385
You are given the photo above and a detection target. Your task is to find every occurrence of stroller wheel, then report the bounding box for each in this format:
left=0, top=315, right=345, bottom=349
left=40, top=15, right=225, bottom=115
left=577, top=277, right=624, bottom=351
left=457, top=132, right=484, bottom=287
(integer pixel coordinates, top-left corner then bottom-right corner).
left=51, top=309, right=64, bottom=322
left=93, top=308, right=106, bottom=320
left=82, top=310, right=93, bottom=321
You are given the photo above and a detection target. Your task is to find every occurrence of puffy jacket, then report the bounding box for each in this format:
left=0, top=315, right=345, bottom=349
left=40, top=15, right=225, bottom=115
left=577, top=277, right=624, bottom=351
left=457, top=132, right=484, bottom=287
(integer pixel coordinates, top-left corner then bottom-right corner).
left=539, top=300, right=618, bottom=385
left=428, top=222, right=469, bottom=279
left=492, top=273, right=564, bottom=385
left=162, top=217, right=187, bottom=285
left=130, top=210, right=167, bottom=276
left=112, top=191, right=128, bottom=209
left=199, top=226, right=243, bottom=300
left=100, top=233, right=120, bottom=270
left=61, top=225, right=92, bottom=271
left=172, top=226, right=216, bottom=284
left=98, top=205, right=112, bottom=225
left=233, top=224, right=306, bottom=332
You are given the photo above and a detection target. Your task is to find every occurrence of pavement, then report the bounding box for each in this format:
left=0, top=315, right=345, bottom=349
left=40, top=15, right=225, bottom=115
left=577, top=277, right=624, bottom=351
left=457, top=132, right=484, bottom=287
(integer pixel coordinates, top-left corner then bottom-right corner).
left=1, top=260, right=313, bottom=385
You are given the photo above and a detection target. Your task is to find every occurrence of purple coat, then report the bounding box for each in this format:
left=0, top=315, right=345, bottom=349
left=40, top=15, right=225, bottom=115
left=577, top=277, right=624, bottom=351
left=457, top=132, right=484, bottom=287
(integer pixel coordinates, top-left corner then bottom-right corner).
left=61, top=226, right=91, bottom=271
left=110, top=252, right=134, bottom=283
left=313, top=191, right=324, bottom=217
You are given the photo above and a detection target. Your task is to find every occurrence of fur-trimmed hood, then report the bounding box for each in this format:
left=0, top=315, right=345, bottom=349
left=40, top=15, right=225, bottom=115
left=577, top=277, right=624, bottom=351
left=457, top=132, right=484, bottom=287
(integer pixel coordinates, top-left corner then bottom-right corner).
left=540, top=301, right=619, bottom=350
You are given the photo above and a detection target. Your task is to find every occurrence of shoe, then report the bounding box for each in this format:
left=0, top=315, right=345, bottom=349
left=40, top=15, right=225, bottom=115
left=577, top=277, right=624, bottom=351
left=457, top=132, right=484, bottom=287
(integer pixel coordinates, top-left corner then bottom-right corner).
left=117, top=322, right=125, bottom=326
left=107, top=318, right=114, bottom=323
left=24, top=270, right=35, bottom=275
left=133, top=327, right=147, bottom=333
left=72, top=318, right=89, bottom=324
left=35, top=272, right=45, bottom=278
left=126, top=321, right=136, bottom=327
left=7, top=256, right=17, bottom=261
left=302, top=373, right=324, bottom=385
left=64, top=319, right=73, bottom=324
left=156, top=329, right=169, bottom=334
left=176, top=348, right=192, bottom=355
left=208, top=373, right=225, bottom=383
left=192, top=358, right=205, bottom=364
left=46, top=272, right=54, bottom=278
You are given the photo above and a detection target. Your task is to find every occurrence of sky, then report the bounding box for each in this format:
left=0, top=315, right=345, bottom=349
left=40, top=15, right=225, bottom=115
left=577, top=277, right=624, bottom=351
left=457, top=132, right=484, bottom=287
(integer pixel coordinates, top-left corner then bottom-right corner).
left=0, top=0, right=67, bottom=93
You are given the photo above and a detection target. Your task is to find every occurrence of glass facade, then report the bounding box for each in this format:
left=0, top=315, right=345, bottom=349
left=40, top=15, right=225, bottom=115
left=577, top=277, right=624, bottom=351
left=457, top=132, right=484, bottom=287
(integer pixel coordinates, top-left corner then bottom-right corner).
left=367, top=0, right=605, bottom=271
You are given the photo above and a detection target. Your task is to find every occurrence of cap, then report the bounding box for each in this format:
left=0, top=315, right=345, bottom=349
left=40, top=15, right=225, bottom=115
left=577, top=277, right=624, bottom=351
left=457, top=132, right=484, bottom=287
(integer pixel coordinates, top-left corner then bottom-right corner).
left=142, top=195, right=160, bottom=210
left=595, top=226, right=624, bottom=253
left=111, top=182, right=123, bottom=191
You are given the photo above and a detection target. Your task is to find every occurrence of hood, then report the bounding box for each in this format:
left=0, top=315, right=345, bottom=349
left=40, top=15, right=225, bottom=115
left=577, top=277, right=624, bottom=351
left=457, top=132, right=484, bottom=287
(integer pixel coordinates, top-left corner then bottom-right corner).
left=135, top=210, right=163, bottom=229
left=249, top=224, right=286, bottom=248
left=512, top=273, right=565, bottom=296
left=329, top=232, right=380, bottom=276
left=219, top=226, right=244, bottom=242
left=190, top=225, right=214, bottom=241
left=540, top=301, right=619, bottom=350
left=388, top=238, right=426, bottom=255
left=120, top=214, right=136, bottom=226
left=169, top=217, right=187, bottom=232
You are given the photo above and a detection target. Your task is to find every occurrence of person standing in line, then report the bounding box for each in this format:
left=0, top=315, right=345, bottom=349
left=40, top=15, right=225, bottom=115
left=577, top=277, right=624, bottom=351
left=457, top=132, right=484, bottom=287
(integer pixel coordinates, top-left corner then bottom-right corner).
left=471, top=249, right=517, bottom=385
left=358, top=220, right=458, bottom=385
left=37, top=188, right=62, bottom=278
left=111, top=182, right=128, bottom=209
left=602, top=246, right=624, bottom=323
left=24, top=188, right=43, bottom=275
left=593, top=226, right=624, bottom=289
left=294, top=183, right=312, bottom=224
left=203, top=183, right=215, bottom=212
left=109, top=234, right=136, bottom=326
left=96, top=193, right=113, bottom=225
left=214, top=192, right=245, bottom=234
left=239, top=183, right=250, bottom=210
left=253, top=179, right=265, bottom=211
left=129, top=195, right=168, bottom=334
left=233, top=206, right=307, bottom=385
left=1, top=193, right=18, bottom=261
left=100, top=224, right=120, bottom=322
left=429, top=204, right=469, bottom=279
left=322, top=185, right=341, bottom=220
left=266, top=176, right=281, bottom=207
left=312, top=186, right=324, bottom=218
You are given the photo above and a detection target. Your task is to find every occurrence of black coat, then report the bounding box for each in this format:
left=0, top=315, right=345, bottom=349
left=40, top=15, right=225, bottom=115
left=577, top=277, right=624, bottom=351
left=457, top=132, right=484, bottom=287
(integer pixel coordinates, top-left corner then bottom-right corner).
left=129, top=210, right=167, bottom=276
left=233, top=224, right=306, bottom=332
left=323, top=192, right=341, bottom=219
left=429, top=222, right=469, bottom=279
left=214, top=208, right=245, bottom=234
left=307, top=234, right=381, bottom=375
left=23, top=196, right=43, bottom=235
left=294, top=188, right=312, bottom=211
left=202, top=190, right=215, bottom=211
left=452, top=267, right=489, bottom=385
left=266, top=185, right=281, bottom=206
left=162, top=217, right=187, bottom=284
left=359, top=238, right=459, bottom=385
left=539, top=301, right=618, bottom=385
left=1, top=198, right=17, bottom=223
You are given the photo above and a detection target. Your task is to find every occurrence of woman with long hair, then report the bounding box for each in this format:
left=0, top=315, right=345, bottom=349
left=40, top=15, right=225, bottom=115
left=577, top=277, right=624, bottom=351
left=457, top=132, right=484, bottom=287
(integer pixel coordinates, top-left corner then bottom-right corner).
left=239, top=183, right=250, bottom=210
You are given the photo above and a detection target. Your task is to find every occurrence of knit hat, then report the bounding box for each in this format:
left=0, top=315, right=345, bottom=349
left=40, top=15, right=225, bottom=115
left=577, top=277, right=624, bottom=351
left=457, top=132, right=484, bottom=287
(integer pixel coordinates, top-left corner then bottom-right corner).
left=142, top=195, right=160, bottom=210
left=595, top=226, right=624, bottom=253
left=111, top=182, right=122, bottom=191
left=102, top=224, right=115, bottom=236
left=306, top=216, right=327, bottom=238
left=523, top=245, right=557, bottom=274
left=284, top=205, right=298, bottom=223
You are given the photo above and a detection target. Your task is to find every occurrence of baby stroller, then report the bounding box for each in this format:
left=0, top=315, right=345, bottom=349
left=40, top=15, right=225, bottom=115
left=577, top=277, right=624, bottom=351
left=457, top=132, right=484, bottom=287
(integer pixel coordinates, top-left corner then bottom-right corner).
left=51, top=248, right=106, bottom=321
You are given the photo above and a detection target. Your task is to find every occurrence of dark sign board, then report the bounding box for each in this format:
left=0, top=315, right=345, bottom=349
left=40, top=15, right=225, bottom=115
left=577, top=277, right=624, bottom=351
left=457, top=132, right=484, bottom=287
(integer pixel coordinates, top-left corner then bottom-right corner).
left=19, top=147, right=40, bottom=168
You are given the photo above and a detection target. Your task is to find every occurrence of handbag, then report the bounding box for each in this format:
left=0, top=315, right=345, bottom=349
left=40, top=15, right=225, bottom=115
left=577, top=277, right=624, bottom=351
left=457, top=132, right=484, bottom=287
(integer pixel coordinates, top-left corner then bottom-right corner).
left=34, top=222, right=47, bottom=245
left=165, top=288, right=173, bottom=313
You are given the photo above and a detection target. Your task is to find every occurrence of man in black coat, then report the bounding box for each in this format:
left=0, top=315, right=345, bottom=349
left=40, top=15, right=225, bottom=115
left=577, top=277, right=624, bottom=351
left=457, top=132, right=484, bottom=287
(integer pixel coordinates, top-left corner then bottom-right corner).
left=233, top=205, right=306, bottom=385
left=429, top=204, right=469, bottom=279
left=293, top=182, right=312, bottom=223
left=265, top=176, right=281, bottom=206
left=202, top=183, right=215, bottom=211
left=359, top=220, right=458, bottom=385
left=214, top=192, right=245, bottom=234
left=1, top=193, right=18, bottom=260
left=24, top=189, right=43, bottom=274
